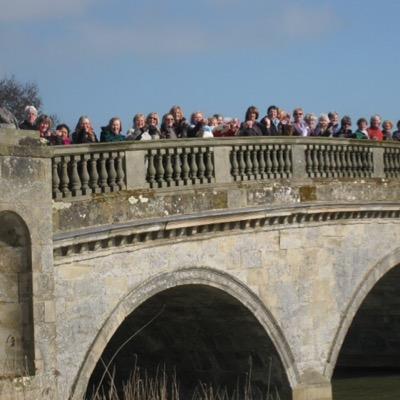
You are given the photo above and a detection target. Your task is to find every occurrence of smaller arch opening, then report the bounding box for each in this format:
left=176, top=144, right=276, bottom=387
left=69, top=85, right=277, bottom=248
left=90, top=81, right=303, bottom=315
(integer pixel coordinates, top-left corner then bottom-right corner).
left=0, top=211, right=34, bottom=377
left=86, top=285, right=291, bottom=399
left=333, top=265, right=400, bottom=399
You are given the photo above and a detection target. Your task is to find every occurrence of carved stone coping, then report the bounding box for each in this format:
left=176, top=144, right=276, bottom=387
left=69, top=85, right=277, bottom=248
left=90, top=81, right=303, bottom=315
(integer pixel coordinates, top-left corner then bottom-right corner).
left=53, top=202, right=400, bottom=262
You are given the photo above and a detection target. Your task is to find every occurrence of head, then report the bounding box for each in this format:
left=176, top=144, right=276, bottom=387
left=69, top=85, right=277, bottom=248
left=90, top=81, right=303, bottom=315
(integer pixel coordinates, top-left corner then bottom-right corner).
left=318, top=114, right=330, bottom=129
left=213, top=114, right=224, bottom=125
left=191, top=112, right=204, bottom=125
left=75, top=116, right=93, bottom=133
left=169, top=106, right=184, bottom=122
left=357, top=118, right=368, bottom=131
left=382, top=120, right=393, bottom=132
left=305, top=113, right=318, bottom=129
left=341, top=115, right=352, bottom=129
left=245, top=106, right=259, bottom=122
left=37, top=114, right=52, bottom=135
left=24, top=105, right=38, bottom=124
left=208, top=116, right=218, bottom=127
left=370, top=115, right=381, bottom=129
left=162, top=113, right=175, bottom=127
left=56, top=123, right=70, bottom=138
left=293, top=108, right=304, bottom=123
left=133, top=113, right=146, bottom=129
left=278, top=109, right=290, bottom=124
left=146, top=112, right=159, bottom=127
left=328, top=112, right=339, bottom=125
left=267, top=105, right=278, bottom=119
left=108, top=117, right=122, bottom=134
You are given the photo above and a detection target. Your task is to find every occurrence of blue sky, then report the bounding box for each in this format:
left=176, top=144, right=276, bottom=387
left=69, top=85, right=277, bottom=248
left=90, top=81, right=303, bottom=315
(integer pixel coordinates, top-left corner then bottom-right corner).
left=1, top=0, right=399, bottom=132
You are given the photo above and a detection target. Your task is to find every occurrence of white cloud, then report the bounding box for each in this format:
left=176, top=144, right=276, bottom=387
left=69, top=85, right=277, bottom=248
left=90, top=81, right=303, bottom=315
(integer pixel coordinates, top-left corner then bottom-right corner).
left=0, top=0, right=95, bottom=22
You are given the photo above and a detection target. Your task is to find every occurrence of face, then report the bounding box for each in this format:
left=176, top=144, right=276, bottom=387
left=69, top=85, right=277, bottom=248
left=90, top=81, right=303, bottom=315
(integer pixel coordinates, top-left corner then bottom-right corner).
left=217, top=116, right=224, bottom=125
left=193, top=113, right=203, bottom=123
left=209, top=118, right=218, bottom=127
left=111, top=120, right=121, bottom=134
left=268, top=108, right=278, bottom=119
left=173, top=108, right=183, bottom=121
left=136, top=116, right=145, bottom=129
left=319, top=118, right=329, bottom=128
left=81, top=119, right=91, bottom=132
left=164, top=115, right=174, bottom=127
left=59, top=127, right=69, bottom=137
left=27, top=111, right=37, bottom=124
left=248, top=111, right=257, bottom=122
left=330, top=114, right=339, bottom=124
left=148, top=115, right=158, bottom=126
left=371, top=117, right=381, bottom=128
left=358, top=120, right=368, bottom=130
left=308, top=119, right=318, bottom=129
left=39, top=121, right=49, bottom=134
left=293, top=109, right=304, bottom=122
left=383, top=122, right=391, bottom=131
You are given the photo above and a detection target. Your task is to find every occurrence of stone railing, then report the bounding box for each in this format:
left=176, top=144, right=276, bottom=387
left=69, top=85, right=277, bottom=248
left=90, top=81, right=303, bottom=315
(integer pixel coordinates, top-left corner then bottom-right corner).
left=50, top=137, right=400, bottom=200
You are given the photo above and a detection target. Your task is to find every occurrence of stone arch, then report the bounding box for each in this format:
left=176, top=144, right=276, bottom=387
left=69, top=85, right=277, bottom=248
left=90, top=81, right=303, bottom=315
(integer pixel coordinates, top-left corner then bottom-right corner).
left=0, top=210, right=34, bottom=377
left=71, top=267, right=299, bottom=399
left=325, top=246, right=400, bottom=377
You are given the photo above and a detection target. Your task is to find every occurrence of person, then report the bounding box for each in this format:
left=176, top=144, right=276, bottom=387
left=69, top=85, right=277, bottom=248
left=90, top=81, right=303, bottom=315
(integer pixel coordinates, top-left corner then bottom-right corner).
left=188, top=112, right=213, bottom=138
left=208, top=116, right=218, bottom=130
left=160, top=114, right=178, bottom=139
left=36, top=114, right=54, bottom=144
left=260, top=105, right=282, bottom=135
left=169, top=105, right=189, bottom=138
left=278, top=109, right=293, bottom=135
left=72, top=116, right=98, bottom=143
left=213, top=114, right=224, bottom=126
left=291, top=108, right=309, bottom=136
left=213, top=118, right=240, bottom=137
left=392, top=121, right=400, bottom=141
left=367, top=115, right=383, bottom=141
left=304, top=113, right=318, bottom=136
left=19, top=105, right=38, bottom=130
left=146, top=112, right=161, bottom=139
left=353, top=118, right=369, bottom=139
left=126, top=113, right=152, bottom=140
left=328, top=112, right=340, bottom=136
left=314, top=114, right=330, bottom=137
left=238, top=106, right=263, bottom=136
left=334, top=116, right=353, bottom=138
left=54, top=124, right=72, bottom=145
left=100, top=117, right=125, bottom=142
left=382, top=120, right=393, bottom=141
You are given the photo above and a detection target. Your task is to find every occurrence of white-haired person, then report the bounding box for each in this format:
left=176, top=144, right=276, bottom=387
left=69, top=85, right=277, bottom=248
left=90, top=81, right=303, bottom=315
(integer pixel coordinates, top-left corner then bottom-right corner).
left=19, top=105, right=38, bottom=130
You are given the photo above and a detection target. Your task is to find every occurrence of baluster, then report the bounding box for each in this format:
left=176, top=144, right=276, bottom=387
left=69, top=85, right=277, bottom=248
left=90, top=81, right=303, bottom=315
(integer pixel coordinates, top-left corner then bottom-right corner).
left=80, top=154, right=90, bottom=195
left=354, top=147, right=362, bottom=178
left=348, top=146, right=356, bottom=178
left=384, top=149, right=390, bottom=178
left=277, top=145, right=284, bottom=178
left=190, top=148, right=198, bottom=184
left=181, top=148, right=190, bottom=184
left=305, top=146, right=313, bottom=178
left=173, top=148, right=182, bottom=185
left=337, top=147, right=344, bottom=177
left=98, top=153, right=110, bottom=192
left=284, top=146, right=292, bottom=178
left=271, top=145, right=278, bottom=178
left=197, top=147, right=206, bottom=182
left=360, top=149, right=368, bottom=178
left=231, top=147, right=239, bottom=180
left=329, top=146, right=337, bottom=178
left=245, top=146, right=253, bottom=180
left=252, top=146, right=260, bottom=178
left=326, top=147, right=333, bottom=178
left=343, top=148, right=351, bottom=177
left=265, top=145, right=273, bottom=178
left=89, top=153, right=100, bottom=193
left=69, top=154, right=82, bottom=196
left=388, top=149, right=395, bottom=178
left=312, top=146, right=319, bottom=178
left=205, top=148, right=214, bottom=181
left=238, top=147, right=246, bottom=180
left=108, top=152, right=118, bottom=191
left=322, top=146, right=330, bottom=178
left=52, top=157, right=61, bottom=199
left=147, top=150, right=156, bottom=187
left=156, top=150, right=165, bottom=187
left=394, top=150, right=400, bottom=177
left=60, top=156, right=71, bottom=197
left=164, top=148, right=173, bottom=186
left=258, top=145, right=266, bottom=178
left=116, top=151, right=126, bottom=190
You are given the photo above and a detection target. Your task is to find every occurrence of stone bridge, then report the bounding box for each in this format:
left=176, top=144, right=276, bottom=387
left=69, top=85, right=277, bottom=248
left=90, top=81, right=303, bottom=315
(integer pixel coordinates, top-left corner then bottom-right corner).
left=1, top=127, right=400, bottom=399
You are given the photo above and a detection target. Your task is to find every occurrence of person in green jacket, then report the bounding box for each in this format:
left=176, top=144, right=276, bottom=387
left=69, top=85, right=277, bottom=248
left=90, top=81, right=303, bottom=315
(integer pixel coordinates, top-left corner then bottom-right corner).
left=100, top=117, right=126, bottom=142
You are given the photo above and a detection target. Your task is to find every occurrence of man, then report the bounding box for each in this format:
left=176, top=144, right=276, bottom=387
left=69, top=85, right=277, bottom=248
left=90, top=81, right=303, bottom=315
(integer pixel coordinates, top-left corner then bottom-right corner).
left=260, top=105, right=283, bottom=135
left=367, top=115, right=383, bottom=141
left=19, top=105, right=38, bottom=130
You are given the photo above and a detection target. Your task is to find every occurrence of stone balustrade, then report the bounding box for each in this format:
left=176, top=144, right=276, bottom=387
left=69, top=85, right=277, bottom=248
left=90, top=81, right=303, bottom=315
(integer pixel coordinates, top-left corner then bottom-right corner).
left=48, top=137, right=400, bottom=200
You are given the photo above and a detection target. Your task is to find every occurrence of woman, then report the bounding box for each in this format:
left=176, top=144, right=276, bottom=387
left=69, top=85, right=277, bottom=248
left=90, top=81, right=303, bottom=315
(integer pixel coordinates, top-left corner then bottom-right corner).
left=188, top=112, right=213, bottom=138
left=291, top=108, right=309, bottom=136
left=126, top=114, right=153, bottom=140
left=169, top=105, right=189, bottom=138
left=278, top=109, right=293, bottom=136
left=54, top=123, right=72, bottom=145
left=314, top=114, right=330, bottom=137
left=37, top=114, right=54, bottom=144
left=382, top=120, right=393, bottom=141
left=238, top=106, right=263, bottom=136
left=353, top=118, right=369, bottom=139
left=304, top=113, right=318, bottom=136
left=73, top=116, right=98, bottom=143
left=334, top=116, right=353, bottom=138
left=100, top=117, right=125, bottom=142
left=146, top=112, right=161, bottom=139
left=160, top=114, right=178, bottom=139
left=213, top=118, right=240, bottom=137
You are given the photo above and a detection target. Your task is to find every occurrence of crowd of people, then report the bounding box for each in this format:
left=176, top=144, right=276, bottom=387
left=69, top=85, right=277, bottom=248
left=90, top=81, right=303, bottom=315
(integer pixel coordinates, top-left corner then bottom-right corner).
left=18, top=105, right=400, bottom=145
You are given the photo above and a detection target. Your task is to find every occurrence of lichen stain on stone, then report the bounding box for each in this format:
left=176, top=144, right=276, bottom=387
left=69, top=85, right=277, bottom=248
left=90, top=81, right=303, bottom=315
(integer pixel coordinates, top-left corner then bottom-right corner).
left=52, top=200, right=72, bottom=210
left=128, top=196, right=139, bottom=205
left=139, top=195, right=149, bottom=203
left=299, top=186, right=317, bottom=202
